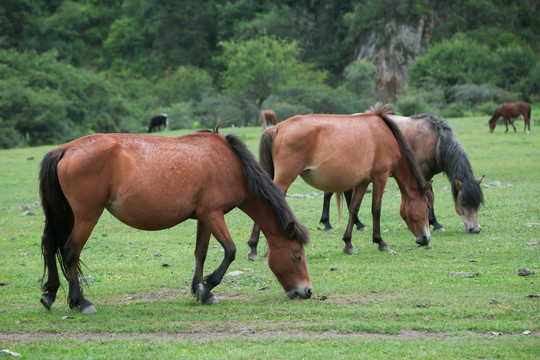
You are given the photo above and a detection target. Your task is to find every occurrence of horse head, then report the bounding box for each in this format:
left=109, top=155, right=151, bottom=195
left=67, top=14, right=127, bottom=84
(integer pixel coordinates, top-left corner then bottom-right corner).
left=400, top=180, right=433, bottom=246
left=267, top=222, right=312, bottom=299
left=454, top=176, right=485, bottom=233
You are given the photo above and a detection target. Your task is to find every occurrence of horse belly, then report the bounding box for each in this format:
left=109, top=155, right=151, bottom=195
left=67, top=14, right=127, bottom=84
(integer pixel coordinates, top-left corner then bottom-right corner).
left=299, top=167, right=370, bottom=193
left=106, top=187, right=197, bottom=231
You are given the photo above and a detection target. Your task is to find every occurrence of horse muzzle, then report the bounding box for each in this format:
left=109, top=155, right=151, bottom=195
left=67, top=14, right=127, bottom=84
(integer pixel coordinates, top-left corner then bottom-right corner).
left=415, top=230, right=431, bottom=246
left=287, top=283, right=313, bottom=299
left=465, top=225, right=482, bottom=234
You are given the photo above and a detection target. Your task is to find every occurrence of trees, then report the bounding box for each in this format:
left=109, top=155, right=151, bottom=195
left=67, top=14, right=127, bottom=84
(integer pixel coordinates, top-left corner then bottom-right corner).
left=216, top=35, right=307, bottom=126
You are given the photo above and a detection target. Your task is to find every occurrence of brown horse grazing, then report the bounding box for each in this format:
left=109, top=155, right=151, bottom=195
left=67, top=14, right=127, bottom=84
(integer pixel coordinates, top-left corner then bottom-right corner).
left=39, top=126, right=312, bottom=314
left=489, top=102, right=531, bottom=133
left=247, top=104, right=432, bottom=259
left=320, top=113, right=485, bottom=234
left=259, top=110, right=278, bottom=127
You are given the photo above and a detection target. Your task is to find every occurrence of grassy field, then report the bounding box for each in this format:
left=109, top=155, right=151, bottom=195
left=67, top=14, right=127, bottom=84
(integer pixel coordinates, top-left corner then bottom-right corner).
left=0, top=114, right=539, bottom=359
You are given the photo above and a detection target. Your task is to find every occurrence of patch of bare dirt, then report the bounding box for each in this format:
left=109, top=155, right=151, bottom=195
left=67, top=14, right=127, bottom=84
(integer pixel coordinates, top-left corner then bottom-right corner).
left=1, top=330, right=538, bottom=343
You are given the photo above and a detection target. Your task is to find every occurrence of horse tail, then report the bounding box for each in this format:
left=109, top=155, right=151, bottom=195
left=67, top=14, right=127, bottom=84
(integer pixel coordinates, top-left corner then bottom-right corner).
left=224, top=133, right=309, bottom=245
left=259, top=128, right=277, bottom=179
left=372, top=104, right=426, bottom=196
left=40, top=149, right=75, bottom=284
left=335, top=192, right=343, bottom=226
left=527, top=103, right=531, bottom=120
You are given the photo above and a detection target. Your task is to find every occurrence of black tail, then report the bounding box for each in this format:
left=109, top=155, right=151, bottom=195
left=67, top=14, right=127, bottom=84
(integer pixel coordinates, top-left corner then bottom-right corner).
left=527, top=103, right=531, bottom=121
left=40, top=149, right=75, bottom=284
left=372, top=104, right=426, bottom=196
left=224, top=133, right=309, bottom=245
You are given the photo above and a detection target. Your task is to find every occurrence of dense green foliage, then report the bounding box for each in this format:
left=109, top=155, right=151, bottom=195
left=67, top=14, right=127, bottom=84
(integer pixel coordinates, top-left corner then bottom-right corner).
left=1, top=0, right=538, bottom=147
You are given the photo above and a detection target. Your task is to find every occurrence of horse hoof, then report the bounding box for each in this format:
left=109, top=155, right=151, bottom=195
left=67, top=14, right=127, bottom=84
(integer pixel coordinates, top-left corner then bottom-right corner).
left=357, top=226, right=367, bottom=231
left=378, top=244, right=390, bottom=252
left=40, top=296, right=53, bottom=311
left=247, top=251, right=259, bottom=261
left=80, top=304, right=97, bottom=314
left=434, top=227, right=445, bottom=232
left=343, top=247, right=358, bottom=255
left=201, top=293, right=219, bottom=305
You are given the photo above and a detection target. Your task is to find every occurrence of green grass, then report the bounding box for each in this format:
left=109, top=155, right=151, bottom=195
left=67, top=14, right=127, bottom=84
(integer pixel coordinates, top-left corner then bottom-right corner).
left=1, top=117, right=539, bottom=359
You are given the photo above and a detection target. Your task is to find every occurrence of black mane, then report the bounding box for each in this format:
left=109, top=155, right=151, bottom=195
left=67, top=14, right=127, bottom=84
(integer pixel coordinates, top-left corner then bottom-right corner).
left=224, top=133, right=309, bottom=245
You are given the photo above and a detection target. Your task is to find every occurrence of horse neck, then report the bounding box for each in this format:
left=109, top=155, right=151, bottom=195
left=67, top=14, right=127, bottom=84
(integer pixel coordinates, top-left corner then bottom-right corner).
left=241, top=195, right=293, bottom=249
left=392, top=156, right=424, bottom=201
left=490, top=109, right=501, bottom=123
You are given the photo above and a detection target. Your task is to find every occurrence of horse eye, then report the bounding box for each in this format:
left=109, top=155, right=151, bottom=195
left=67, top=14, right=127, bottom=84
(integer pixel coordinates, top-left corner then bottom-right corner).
left=292, top=254, right=302, bottom=262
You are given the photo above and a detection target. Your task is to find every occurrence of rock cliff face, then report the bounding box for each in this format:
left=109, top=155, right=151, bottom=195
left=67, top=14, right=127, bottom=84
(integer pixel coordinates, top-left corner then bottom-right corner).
left=355, top=17, right=434, bottom=102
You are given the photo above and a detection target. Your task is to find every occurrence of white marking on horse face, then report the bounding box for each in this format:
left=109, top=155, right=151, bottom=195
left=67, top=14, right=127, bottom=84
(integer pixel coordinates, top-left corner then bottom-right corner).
left=455, top=201, right=481, bottom=234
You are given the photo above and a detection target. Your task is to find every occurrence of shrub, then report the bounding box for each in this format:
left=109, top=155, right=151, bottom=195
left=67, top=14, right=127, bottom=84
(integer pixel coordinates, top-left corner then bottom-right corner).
left=395, top=94, right=431, bottom=116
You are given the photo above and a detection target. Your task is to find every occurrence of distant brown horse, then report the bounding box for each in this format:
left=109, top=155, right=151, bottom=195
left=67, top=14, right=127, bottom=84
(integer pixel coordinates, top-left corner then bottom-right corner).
left=489, top=102, right=531, bottom=133
left=248, top=104, right=432, bottom=259
left=259, top=110, right=278, bottom=127
left=39, top=126, right=312, bottom=314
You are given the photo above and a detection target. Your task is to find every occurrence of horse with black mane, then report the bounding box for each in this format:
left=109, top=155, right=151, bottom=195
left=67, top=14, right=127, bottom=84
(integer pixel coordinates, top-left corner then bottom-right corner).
left=148, top=113, right=169, bottom=132
left=247, top=104, right=432, bottom=259
left=39, top=124, right=312, bottom=314
left=319, top=113, right=485, bottom=234
left=489, top=102, right=531, bottom=133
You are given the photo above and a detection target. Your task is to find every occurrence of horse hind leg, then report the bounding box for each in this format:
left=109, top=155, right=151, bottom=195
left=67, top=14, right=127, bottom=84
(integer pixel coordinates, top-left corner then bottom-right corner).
left=40, top=231, right=61, bottom=311
left=64, top=219, right=100, bottom=314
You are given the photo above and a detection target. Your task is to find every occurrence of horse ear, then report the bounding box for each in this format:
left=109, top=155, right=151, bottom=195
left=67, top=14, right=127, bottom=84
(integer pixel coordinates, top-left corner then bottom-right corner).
left=286, top=222, right=296, bottom=239
left=477, top=175, right=485, bottom=185
left=424, top=180, right=433, bottom=192
left=454, top=179, right=463, bottom=190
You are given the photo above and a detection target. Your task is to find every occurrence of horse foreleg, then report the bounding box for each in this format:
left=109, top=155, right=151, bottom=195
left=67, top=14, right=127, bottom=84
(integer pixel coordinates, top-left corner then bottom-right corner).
left=247, top=224, right=261, bottom=261
left=509, top=118, right=517, bottom=132
left=319, top=192, right=334, bottom=232
left=344, top=189, right=366, bottom=230
left=195, top=215, right=237, bottom=304
left=192, top=220, right=216, bottom=304
left=371, top=178, right=392, bottom=253
left=428, top=190, right=444, bottom=231
left=342, top=184, right=368, bottom=254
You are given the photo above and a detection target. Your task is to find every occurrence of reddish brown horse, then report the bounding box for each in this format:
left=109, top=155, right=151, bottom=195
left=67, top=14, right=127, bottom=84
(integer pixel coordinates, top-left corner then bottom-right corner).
left=248, top=104, right=432, bottom=259
left=39, top=126, right=312, bottom=314
left=489, top=102, right=531, bottom=133
left=259, top=110, right=278, bottom=127
left=320, top=113, right=485, bottom=234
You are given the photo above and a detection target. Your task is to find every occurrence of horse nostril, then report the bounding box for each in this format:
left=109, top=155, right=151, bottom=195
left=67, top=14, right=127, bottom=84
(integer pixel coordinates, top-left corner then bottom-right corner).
left=307, top=288, right=313, bottom=297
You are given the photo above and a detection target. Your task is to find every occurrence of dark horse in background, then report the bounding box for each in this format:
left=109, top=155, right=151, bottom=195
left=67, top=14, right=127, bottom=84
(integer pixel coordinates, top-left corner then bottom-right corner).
left=489, top=102, right=531, bottom=133
left=39, top=126, right=312, bottom=314
left=259, top=110, right=279, bottom=128
left=248, top=104, right=432, bottom=259
left=148, top=113, right=169, bottom=132
left=320, top=113, right=485, bottom=235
